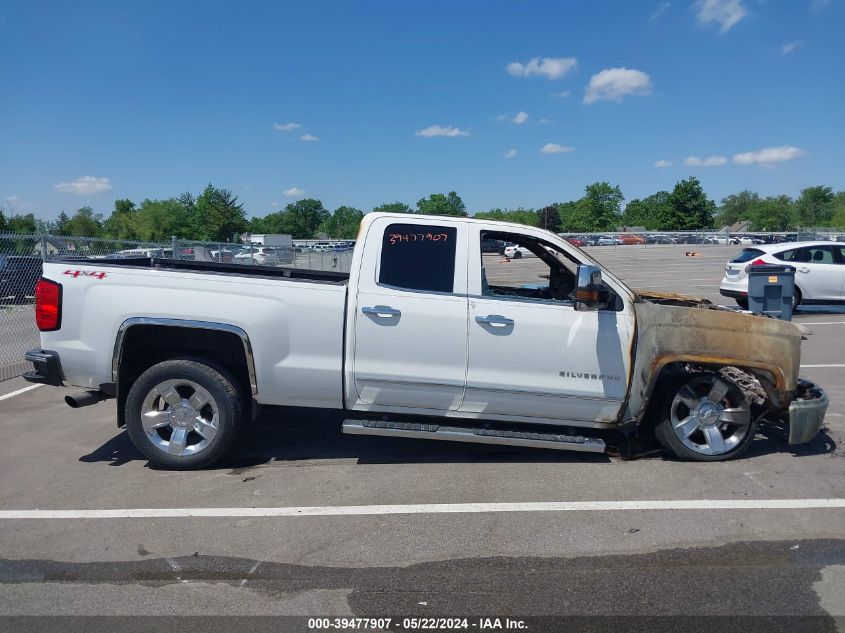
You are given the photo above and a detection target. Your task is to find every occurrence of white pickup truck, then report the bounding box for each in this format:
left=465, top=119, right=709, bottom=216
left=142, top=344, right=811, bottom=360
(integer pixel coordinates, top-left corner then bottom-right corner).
left=25, top=213, right=827, bottom=468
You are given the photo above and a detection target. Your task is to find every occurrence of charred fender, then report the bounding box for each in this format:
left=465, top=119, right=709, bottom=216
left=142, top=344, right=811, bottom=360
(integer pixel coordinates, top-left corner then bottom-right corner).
left=624, top=296, right=803, bottom=421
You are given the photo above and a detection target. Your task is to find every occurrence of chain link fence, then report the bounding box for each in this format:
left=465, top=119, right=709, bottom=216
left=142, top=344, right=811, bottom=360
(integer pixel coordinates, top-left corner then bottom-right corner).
left=0, top=233, right=355, bottom=381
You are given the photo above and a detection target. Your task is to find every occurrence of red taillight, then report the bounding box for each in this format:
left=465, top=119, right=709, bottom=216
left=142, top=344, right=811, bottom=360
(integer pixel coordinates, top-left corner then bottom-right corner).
left=35, top=279, right=62, bottom=331
left=744, top=258, right=767, bottom=272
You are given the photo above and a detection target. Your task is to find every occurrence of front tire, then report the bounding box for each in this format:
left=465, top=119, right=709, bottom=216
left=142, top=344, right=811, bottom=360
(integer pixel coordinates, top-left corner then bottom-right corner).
left=513, top=251, right=523, bottom=259
left=125, top=359, right=244, bottom=469
left=654, top=372, right=756, bottom=462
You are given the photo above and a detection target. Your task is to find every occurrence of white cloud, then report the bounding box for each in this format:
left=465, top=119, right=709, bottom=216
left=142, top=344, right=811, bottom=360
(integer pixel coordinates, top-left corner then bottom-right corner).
left=300, top=133, right=319, bottom=142
left=781, top=40, right=804, bottom=54
left=654, top=159, right=672, bottom=168
left=584, top=68, right=653, bottom=104
left=504, top=148, right=518, bottom=159
left=684, top=155, right=727, bottom=167
left=415, top=125, right=470, bottom=138
left=650, top=2, right=671, bottom=21
left=273, top=122, right=302, bottom=131
left=283, top=187, right=305, bottom=197
left=810, top=0, right=830, bottom=11
left=506, top=57, right=577, bottom=80
left=733, top=145, right=806, bottom=165
left=512, top=111, right=529, bottom=124
left=54, top=176, right=112, bottom=195
left=694, top=0, right=747, bottom=33
left=538, top=117, right=552, bottom=124
left=550, top=90, right=571, bottom=98
left=540, top=143, right=575, bottom=154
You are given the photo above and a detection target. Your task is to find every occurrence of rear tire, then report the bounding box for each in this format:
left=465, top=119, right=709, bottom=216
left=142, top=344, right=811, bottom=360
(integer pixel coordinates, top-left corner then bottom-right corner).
left=654, top=372, right=756, bottom=462
left=513, top=251, right=523, bottom=259
left=735, top=297, right=749, bottom=310
left=125, top=359, right=244, bottom=469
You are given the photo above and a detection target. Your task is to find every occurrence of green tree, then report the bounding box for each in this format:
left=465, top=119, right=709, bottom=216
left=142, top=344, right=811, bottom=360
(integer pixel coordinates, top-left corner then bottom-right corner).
left=474, top=207, right=537, bottom=226
left=795, top=186, right=835, bottom=227
left=832, top=192, right=845, bottom=228
left=716, top=190, right=759, bottom=228
left=102, top=198, right=139, bottom=240
left=373, top=201, right=412, bottom=213
left=54, top=211, right=70, bottom=235
left=747, top=196, right=795, bottom=231
left=0, top=209, right=7, bottom=232
left=253, top=198, right=330, bottom=239
left=135, top=199, right=193, bottom=241
left=320, top=206, right=364, bottom=239
left=64, top=207, right=103, bottom=237
left=563, top=182, right=623, bottom=232
left=416, top=191, right=467, bottom=216
left=537, top=205, right=561, bottom=232
left=191, top=184, right=247, bottom=241
left=7, top=213, right=37, bottom=233
left=621, top=191, right=672, bottom=230
left=665, top=177, right=715, bottom=230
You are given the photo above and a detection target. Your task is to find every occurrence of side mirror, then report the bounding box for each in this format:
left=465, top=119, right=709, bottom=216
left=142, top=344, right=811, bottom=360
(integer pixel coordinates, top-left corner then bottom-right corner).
left=574, top=264, right=608, bottom=310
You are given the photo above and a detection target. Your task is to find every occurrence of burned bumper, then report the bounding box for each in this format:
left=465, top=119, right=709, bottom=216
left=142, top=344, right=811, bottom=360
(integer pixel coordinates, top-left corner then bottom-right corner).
left=788, top=380, right=828, bottom=445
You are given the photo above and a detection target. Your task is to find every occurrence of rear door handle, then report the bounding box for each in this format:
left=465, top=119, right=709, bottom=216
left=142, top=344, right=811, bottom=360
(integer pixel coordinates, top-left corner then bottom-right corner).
left=362, top=305, right=401, bottom=318
left=475, top=314, right=514, bottom=327
left=798, top=267, right=810, bottom=273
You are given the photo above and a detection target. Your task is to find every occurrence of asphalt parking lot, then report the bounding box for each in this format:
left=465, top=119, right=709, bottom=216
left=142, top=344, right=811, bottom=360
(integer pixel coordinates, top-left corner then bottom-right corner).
left=1, top=244, right=844, bottom=631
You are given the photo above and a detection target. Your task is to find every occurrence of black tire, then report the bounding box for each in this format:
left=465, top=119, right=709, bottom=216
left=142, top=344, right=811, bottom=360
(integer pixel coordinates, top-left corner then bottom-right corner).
left=654, top=372, right=756, bottom=462
left=735, top=297, right=749, bottom=310
left=513, top=251, right=523, bottom=259
left=125, top=358, right=244, bottom=469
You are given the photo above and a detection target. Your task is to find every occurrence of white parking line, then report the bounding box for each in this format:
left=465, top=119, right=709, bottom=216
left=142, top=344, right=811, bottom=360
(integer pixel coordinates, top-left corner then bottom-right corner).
left=1, top=498, right=844, bottom=519
left=800, top=364, right=845, bottom=369
left=797, top=322, right=845, bottom=326
left=0, top=384, right=43, bottom=402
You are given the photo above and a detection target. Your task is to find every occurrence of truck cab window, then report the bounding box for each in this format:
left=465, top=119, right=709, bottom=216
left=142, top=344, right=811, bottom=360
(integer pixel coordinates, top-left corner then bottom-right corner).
left=479, top=230, right=578, bottom=304
left=379, top=223, right=458, bottom=293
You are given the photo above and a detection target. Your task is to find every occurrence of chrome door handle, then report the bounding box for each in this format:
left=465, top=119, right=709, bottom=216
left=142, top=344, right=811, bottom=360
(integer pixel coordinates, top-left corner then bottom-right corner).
left=475, top=314, right=514, bottom=327
left=798, top=267, right=810, bottom=273
left=362, top=305, right=401, bottom=317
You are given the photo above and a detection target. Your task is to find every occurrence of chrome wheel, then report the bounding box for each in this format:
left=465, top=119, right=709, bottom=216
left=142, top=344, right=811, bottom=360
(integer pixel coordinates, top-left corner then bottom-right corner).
left=669, top=375, right=751, bottom=457
left=140, top=379, right=219, bottom=457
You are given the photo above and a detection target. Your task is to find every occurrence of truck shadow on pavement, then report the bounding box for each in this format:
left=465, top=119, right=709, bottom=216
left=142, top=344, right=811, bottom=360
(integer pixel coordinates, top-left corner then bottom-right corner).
left=78, top=407, right=838, bottom=470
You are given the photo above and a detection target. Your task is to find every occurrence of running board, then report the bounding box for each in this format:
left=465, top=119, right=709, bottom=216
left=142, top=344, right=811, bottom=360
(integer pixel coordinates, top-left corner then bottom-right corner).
left=342, top=419, right=606, bottom=453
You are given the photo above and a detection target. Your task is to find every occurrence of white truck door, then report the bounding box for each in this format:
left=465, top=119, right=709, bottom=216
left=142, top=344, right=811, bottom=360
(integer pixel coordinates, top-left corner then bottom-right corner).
left=350, top=218, right=469, bottom=411
left=461, top=227, right=635, bottom=424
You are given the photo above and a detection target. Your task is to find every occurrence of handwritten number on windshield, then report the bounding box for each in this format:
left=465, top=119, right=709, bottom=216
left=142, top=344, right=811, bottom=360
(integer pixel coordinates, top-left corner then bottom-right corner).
left=387, top=233, right=449, bottom=245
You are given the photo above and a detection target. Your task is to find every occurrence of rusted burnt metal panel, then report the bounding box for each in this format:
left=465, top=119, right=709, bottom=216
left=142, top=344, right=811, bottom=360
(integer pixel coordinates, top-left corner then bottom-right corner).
left=624, top=301, right=802, bottom=421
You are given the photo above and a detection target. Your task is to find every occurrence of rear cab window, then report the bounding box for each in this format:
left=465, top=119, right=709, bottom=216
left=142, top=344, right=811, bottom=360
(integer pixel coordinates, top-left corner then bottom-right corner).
left=378, top=223, right=458, bottom=293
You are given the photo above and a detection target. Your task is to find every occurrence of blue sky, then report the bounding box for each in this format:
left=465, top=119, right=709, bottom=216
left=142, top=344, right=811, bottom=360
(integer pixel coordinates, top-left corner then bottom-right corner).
left=1, top=0, right=843, bottom=220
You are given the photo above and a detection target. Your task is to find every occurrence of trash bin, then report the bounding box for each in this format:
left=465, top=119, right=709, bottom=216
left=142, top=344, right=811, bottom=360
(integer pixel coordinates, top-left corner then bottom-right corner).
left=747, top=264, right=795, bottom=321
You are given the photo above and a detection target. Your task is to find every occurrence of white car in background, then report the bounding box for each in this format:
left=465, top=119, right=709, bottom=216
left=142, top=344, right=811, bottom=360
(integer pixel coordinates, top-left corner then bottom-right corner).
left=503, top=245, right=534, bottom=259
left=720, top=242, right=845, bottom=310
left=233, top=246, right=280, bottom=265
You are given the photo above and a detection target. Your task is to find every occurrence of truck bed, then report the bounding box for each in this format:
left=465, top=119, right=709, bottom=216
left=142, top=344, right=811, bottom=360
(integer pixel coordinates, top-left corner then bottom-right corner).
left=57, top=257, right=350, bottom=284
